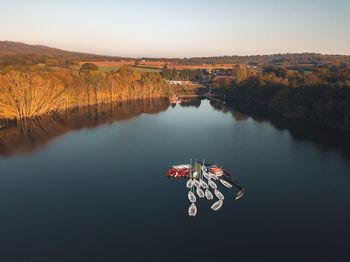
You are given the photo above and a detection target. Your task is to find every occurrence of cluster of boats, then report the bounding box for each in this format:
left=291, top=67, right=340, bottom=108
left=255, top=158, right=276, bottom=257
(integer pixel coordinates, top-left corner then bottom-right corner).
left=167, top=160, right=245, bottom=216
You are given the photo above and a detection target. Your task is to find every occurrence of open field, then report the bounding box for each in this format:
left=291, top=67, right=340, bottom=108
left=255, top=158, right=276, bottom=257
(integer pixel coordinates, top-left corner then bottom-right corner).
left=97, top=66, right=161, bottom=73
left=79, top=60, right=235, bottom=71
left=78, top=61, right=134, bottom=67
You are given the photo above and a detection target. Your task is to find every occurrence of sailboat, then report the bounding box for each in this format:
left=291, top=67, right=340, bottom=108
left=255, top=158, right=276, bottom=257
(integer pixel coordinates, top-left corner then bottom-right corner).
left=211, top=199, right=223, bottom=211
left=235, top=189, right=245, bottom=200
left=214, top=189, right=224, bottom=200
left=188, top=191, right=196, bottom=203
left=196, top=187, right=205, bottom=198
left=188, top=203, right=197, bottom=216
left=205, top=188, right=213, bottom=200
left=187, top=160, right=197, bottom=217
left=219, top=178, right=233, bottom=188
left=186, top=179, right=193, bottom=189
left=208, top=179, right=217, bottom=190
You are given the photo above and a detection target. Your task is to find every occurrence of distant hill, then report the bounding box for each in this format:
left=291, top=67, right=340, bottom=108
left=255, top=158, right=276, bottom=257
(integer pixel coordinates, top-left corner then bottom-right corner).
left=0, top=40, right=121, bottom=60
left=1, top=40, right=349, bottom=68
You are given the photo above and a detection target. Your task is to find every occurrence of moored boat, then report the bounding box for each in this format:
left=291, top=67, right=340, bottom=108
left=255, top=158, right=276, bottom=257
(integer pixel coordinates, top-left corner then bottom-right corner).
left=211, top=199, right=223, bottom=211
left=166, top=164, right=191, bottom=178
left=167, top=159, right=245, bottom=216
left=235, top=189, right=245, bottom=200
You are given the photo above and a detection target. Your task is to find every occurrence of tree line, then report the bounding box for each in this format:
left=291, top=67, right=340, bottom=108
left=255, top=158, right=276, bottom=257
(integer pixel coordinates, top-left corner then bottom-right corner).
left=223, top=64, right=350, bottom=129
left=0, top=64, right=171, bottom=120
left=160, top=65, right=204, bottom=82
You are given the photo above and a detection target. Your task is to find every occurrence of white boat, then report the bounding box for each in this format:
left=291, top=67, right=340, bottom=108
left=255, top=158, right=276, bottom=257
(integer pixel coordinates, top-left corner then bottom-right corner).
left=196, top=187, right=205, bottom=198
left=219, top=179, right=232, bottom=188
left=186, top=179, right=193, bottom=189
left=188, top=191, right=196, bottom=203
left=188, top=203, right=197, bottom=216
left=214, top=189, right=224, bottom=200
left=193, top=171, right=199, bottom=179
left=208, top=179, right=217, bottom=190
left=211, top=199, right=223, bottom=211
left=203, top=171, right=210, bottom=180
left=193, top=179, right=200, bottom=188
left=205, top=189, right=213, bottom=200
left=209, top=172, right=218, bottom=180
left=235, top=189, right=245, bottom=200
left=200, top=179, right=208, bottom=189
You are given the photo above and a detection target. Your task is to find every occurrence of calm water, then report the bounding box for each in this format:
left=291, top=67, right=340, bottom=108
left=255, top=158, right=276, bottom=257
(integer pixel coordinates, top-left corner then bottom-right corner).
left=0, top=99, right=349, bottom=261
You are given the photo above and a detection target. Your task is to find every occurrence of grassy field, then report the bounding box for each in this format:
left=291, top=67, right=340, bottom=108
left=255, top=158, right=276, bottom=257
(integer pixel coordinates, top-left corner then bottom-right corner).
left=97, top=66, right=161, bottom=73
left=80, top=60, right=235, bottom=71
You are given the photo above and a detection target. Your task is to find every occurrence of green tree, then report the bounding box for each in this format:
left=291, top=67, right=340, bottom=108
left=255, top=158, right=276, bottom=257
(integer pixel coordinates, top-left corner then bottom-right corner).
left=80, top=63, right=98, bottom=73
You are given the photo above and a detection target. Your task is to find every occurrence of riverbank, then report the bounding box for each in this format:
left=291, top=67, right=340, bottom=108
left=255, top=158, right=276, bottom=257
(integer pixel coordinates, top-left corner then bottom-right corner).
left=225, top=85, right=350, bottom=130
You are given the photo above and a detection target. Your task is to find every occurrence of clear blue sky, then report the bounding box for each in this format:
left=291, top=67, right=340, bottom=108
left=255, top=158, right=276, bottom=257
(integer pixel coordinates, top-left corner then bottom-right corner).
left=0, top=0, right=349, bottom=57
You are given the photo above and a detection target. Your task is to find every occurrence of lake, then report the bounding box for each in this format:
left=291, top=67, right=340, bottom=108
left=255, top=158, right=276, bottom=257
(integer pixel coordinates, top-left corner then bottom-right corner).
left=0, top=99, right=349, bottom=261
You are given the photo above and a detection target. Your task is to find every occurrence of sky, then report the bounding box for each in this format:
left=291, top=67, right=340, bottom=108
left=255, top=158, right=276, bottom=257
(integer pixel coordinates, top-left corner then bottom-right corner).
left=0, top=0, right=349, bottom=57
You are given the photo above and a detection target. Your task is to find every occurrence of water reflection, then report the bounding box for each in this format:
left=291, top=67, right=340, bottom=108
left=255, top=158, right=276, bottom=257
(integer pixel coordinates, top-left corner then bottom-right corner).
left=0, top=99, right=170, bottom=157
left=210, top=100, right=350, bottom=159
left=1, top=98, right=350, bottom=159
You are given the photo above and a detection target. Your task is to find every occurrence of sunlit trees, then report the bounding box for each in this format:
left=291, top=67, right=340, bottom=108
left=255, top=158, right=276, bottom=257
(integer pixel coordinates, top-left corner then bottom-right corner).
left=0, top=71, right=65, bottom=119
left=0, top=67, right=170, bottom=120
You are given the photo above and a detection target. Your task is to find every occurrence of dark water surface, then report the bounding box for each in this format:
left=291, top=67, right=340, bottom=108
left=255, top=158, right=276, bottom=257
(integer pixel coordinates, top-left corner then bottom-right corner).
left=0, top=99, right=349, bottom=261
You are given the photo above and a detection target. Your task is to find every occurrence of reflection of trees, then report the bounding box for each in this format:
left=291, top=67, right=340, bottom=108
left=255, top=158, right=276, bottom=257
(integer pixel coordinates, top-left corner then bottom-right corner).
left=213, top=101, right=350, bottom=159
left=179, top=98, right=202, bottom=108
left=209, top=100, right=228, bottom=112
left=231, top=111, right=249, bottom=122
left=0, top=99, right=169, bottom=157
left=268, top=116, right=350, bottom=159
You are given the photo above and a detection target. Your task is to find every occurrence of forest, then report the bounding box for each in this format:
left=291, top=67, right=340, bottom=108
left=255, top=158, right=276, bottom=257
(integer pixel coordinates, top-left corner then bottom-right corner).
left=0, top=61, right=171, bottom=120
left=221, top=64, right=350, bottom=129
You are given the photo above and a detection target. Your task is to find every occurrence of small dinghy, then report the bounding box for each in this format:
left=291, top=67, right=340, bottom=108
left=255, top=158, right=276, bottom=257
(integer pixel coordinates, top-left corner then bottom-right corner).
left=193, top=179, right=200, bottom=188
left=209, top=172, right=219, bottom=180
left=200, top=179, right=208, bottom=189
left=186, top=179, right=193, bottom=189
left=196, top=187, right=205, bottom=198
left=188, top=203, right=197, bottom=216
left=188, top=191, right=196, bottom=203
left=214, top=189, right=224, bottom=200
left=235, top=189, right=245, bottom=200
left=203, top=171, right=210, bottom=180
left=208, top=179, right=217, bottom=190
left=211, top=199, right=223, bottom=211
left=219, top=179, right=232, bottom=188
left=205, top=189, right=213, bottom=200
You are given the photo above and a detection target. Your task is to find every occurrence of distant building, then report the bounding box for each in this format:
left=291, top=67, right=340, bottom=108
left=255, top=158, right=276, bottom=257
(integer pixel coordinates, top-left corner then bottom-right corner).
left=168, top=80, right=191, bottom=85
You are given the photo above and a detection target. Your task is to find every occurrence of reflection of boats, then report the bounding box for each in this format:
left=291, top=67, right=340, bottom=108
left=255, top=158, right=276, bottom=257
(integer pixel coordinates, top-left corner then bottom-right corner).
left=166, top=159, right=245, bottom=216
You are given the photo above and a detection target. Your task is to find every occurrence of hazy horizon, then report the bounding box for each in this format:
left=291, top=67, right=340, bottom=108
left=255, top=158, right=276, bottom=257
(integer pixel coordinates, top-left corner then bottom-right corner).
left=1, top=0, right=349, bottom=57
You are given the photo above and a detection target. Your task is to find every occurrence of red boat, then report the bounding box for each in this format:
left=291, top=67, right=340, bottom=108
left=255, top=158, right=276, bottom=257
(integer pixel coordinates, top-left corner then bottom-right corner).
left=166, top=165, right=191, bottom=178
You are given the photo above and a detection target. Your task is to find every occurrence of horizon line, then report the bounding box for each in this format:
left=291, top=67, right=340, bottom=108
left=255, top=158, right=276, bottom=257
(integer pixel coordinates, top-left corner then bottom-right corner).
left=2, top=39, right=350, bottom=59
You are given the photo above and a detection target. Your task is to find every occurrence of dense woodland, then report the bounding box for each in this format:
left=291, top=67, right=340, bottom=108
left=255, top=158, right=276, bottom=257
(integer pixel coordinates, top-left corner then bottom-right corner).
left=160, top=65, right=205, bottom=81
left=0, top=61, right=171, bottom=120
left=219, top=64, right=350, bottom=129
